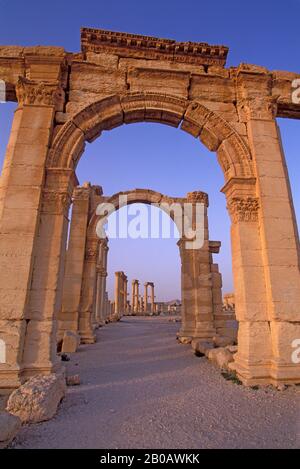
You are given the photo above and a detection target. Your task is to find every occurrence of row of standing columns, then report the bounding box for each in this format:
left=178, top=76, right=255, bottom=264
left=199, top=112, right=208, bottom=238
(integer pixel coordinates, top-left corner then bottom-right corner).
left=128, top=279, right=156, bottom=314
left=58, top=183, right=114, bottom=351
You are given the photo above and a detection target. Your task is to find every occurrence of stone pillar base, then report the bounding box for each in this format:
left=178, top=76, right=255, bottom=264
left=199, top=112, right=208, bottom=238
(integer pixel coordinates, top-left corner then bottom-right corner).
left=21, top=362, right=62, bottom=382
left=0, top=369, right=25, bottom=391
left=229, top=356, right=300, bottom=386
left=177, top=328, right=215, bottom=342
left=80, top=333, right=96, bottom=344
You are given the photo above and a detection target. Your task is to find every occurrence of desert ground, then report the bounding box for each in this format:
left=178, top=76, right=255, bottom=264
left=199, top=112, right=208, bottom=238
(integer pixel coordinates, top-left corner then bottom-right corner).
left=9, top=317, right=300, bottom=449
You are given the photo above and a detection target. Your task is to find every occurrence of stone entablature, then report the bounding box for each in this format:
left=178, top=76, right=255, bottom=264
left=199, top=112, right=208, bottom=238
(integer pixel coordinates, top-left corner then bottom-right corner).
left=80, top=27, right=229, bottom=66
left=0, top=29, right=299, bottom=121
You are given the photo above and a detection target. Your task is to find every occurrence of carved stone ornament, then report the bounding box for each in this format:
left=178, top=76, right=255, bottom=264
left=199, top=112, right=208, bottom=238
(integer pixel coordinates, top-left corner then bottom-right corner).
left=186, top=191, right=209, bottom=206
left=85, top=238, right=99, bottom=261
left=42, top=191, right=71, bottom=214
left=227, top=197, right=259, bottom=223
left=16, top=76, right=64, bottom=107
left=238, top=96, right=278, bottom=121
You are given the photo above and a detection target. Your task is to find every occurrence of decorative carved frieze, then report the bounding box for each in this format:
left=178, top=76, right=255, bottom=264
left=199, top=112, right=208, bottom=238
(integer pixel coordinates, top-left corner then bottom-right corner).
left=237, top=96, right=278, bottom=121
left=16, top=76, right=64, bottom=108
left=42, top=190, right=71, bottom=214
left=227, top=197, right=259, bottom=223
left=81, top=28, right=229, bottom=67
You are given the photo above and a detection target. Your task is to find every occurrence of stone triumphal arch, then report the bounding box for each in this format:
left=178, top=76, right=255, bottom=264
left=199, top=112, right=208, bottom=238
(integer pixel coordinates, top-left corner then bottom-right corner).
left=0, top=28, right=299, bottom=388
left=58, top=186, right=224, bottom=350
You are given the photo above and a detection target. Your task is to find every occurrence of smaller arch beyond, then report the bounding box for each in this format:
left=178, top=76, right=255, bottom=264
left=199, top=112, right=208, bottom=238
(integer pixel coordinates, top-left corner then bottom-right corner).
left=87, top=188, right=208, bottom=241
left=47, top=92, right=254, bottom=180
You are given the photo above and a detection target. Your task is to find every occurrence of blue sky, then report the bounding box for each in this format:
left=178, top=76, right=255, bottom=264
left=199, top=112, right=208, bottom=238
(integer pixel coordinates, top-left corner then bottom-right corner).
left=0, top=0, right=299, bottom=301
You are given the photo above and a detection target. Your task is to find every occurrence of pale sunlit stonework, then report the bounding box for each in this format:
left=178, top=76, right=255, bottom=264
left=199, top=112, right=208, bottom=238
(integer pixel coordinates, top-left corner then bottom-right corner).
left=0, top=28, right=299, bottom=388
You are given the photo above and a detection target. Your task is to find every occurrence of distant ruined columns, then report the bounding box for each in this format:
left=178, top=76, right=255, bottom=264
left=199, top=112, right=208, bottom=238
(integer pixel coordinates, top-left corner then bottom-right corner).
left=143, top=282, right=155, bottom=314
left=95, top=239, right=109, bottom=326
left=114, top=272, right=128, bottom=320
left=131, top=280, right=140, bottom=314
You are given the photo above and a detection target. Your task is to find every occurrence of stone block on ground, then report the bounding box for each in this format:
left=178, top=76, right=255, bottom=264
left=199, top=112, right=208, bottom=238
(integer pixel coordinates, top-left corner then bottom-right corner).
left=0, top=411, right=21, bottom=448
left=178, top=336, right=192, bottom=344
left=213, top=335, right=235, bottom=347
left=226, top=345, right=238, bottom=353
left=192, top=339, right=214, bottom=356
left=207, top=347, right=234, bottom=370
left=61, top=330, right=80, bottom=353
left=6, top=372, right=66, bottom=424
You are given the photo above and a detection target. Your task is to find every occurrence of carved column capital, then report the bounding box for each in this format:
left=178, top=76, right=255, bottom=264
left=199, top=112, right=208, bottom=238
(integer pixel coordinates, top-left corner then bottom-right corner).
left=227, top=196, right=259, bottom=223
left=186, top=191, right=209, bottom=207
left=237, top=96, right=278, bottom=121
left=16, top=77, right=64, bottom=109
left=41, top=190, right=71, bottom=215
left=85, top=238, right=99, bottom=261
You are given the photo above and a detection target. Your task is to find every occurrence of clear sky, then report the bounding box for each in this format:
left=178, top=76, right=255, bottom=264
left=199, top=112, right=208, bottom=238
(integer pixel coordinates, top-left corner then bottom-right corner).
left=0, top=0, right=299, bottom=301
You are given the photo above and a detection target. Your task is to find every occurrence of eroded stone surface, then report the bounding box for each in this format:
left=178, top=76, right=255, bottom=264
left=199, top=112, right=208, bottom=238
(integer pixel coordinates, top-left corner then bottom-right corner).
left=207, top=347, right=234, bottom=370
left=6, top=373, right=66, bottom=423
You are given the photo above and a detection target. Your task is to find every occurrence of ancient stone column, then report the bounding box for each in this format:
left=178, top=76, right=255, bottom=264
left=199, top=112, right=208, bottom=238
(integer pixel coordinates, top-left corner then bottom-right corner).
left=95, top=238, right=108, bottom=326
left=77, top=236, right=98, bottom=344
left=114, top=272, right=121, bottom=319
left=131, top=280, right=135, bottom=315
left=149, top=283, right=155, bottom=313
left=132, top=280, right=140, bottom=314
left=178, top=192, right=216, bottom=341
left=143, top=283, right=148, bottom=313
left=58, top=184, right=92, bottom=343
left=223, top=80, right=300, bottom=384
left=0, top=70, right=71, bottom=387
left=122, top=273, right=128, bottom=315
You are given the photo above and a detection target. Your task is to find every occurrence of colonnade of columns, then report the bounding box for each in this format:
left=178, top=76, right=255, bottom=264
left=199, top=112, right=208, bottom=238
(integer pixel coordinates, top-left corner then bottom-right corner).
left=57, top=183, right=112, bottom=352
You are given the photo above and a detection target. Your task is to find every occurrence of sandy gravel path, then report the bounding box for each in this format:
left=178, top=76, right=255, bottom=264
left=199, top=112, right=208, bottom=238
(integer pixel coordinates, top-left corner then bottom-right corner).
left=12, top=317, right=300, bottom=449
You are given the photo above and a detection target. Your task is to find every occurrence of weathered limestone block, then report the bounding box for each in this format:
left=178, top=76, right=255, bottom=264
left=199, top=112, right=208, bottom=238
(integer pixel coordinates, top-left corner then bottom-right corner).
left=226, top=345, right=238, bottom=354
left=207, top=347, right=234, bottom=370
left=61, top=330, right=80, bottom=354
left=85, top=52, right=119, bottom=69
left=213, top=335, right=234, bottom=347
left=127, top=68, right=190, bottom=98
left=70, top=62, right=126, bottom=92
left=178, top=336, right=192, bottom=345
left=0, top=411, right=21, bottom=448
left=199, top=100, right=239, bottom=123
left=192, top=339, right=214, bottom=356
left=118, top=57, right=205, bottom=74
left=6, top=372, right=66, bottom=423
left=67, top=62, right=126, bottom=116
left=0, top=46, right=24, bottom=57
left=189, top=75, right=236, bottom=103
